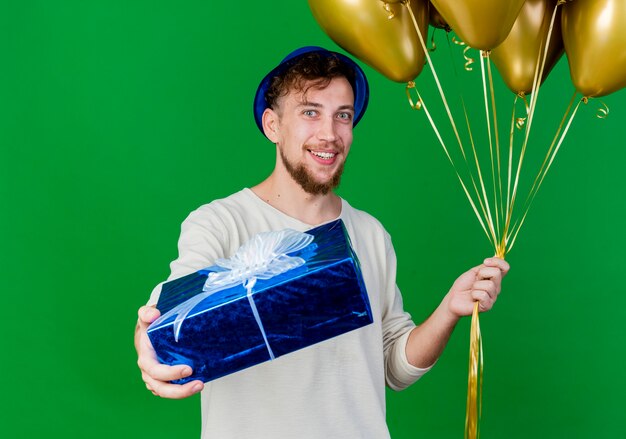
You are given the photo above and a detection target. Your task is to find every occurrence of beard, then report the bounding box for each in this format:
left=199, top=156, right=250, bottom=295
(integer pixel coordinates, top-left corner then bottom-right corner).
left=279, top=148, right=345, bottom=195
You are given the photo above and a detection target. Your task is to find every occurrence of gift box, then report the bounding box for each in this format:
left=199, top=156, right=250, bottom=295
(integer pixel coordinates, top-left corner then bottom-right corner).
left=147, top=219, right=373, bottom=384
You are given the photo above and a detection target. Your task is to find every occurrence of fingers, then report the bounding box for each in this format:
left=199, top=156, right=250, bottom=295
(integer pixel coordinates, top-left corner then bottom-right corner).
left=447, top=257, right=511, bottom=317
left=136, top=330, right=201, bottom=398
left=472, top=279, right=498, bottom=297
left=476, top=266, right=503, bottom=291
left=135, top=304, right=201, bottom=399
left=475, top=258, right=509, bottom=292
left=143, top=372, right=204, bottom=399
left=471, top=282, right=497, bottom=311
left=471, top=257, right=510, bottom=312
left=138, top=355, right=193, bottom=383
left=483, top=257, right=510, bottom=275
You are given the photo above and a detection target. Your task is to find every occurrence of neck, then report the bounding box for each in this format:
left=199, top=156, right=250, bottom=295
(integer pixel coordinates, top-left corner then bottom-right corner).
left=251, top=171, right=342, bottom=226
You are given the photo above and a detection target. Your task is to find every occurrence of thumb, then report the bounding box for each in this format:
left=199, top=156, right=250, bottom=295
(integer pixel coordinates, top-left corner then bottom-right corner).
left=138, top=305, right=161, bottom=327
left=453, top=265, right=482, bottom=290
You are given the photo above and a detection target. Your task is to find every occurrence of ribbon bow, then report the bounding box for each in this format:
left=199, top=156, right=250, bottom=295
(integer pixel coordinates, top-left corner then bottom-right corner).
left=152, top=229, right=314, bottom=359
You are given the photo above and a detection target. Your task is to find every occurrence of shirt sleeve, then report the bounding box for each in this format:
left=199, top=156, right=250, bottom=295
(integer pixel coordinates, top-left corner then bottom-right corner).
left=147, top=205, right=229, bottom=306
left=381, top=233, right=433, bottom=391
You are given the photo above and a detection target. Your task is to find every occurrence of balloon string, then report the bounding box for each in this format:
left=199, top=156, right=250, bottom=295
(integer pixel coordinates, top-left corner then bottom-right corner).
left=481, top=52, right=506, bottom=252
left=402, top=4, right=492, bottom=437
left=465, top=301, right=483, bottom=439
left=486, top=56, right=505, bottom=250
left=443, top=36, right=496, bottom=241
left=505, top=93, right=530, bottom=249
left=460, top=63, right=498, bottom=249
left=460, top=95, right=495, bottom=239
left=444, top=34, right=471, bottom=166
left=504, top=0, right=562, bottom=254
left=524, top=92, right=578, bottom=213
left=504, top=95, right=528, bottom=250
left=405, top=82, right=494, bottom=244
left=478, top=52, right=500, bottom=254
left=402, top=0, right=467, bottom=158
left=507, top=93, right=582, bottom=251
left=402, top=0, right=498, bottom=247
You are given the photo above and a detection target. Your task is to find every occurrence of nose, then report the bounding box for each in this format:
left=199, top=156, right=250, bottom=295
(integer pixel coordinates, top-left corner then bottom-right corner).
left=316, top=116, right=337, bottom=142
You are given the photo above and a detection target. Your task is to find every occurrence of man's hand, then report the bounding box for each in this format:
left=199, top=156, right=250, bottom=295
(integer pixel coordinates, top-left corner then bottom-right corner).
left=444, top=257, right=510, bottom=318
left=135, top=305, right=204, bottom=399
left=405, top=257, right=510, bottom=368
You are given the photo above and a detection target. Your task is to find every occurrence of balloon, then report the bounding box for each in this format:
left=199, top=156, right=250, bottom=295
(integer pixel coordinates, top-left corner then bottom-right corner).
left=430, top=0, right=526, bottom=50
left=562, top=0, right=626, bottom=97
left=429, top=2, right=451, bottom=31
left=308, top=0, right=429, bottom=83
left=491, top=0, right=564, bottom=95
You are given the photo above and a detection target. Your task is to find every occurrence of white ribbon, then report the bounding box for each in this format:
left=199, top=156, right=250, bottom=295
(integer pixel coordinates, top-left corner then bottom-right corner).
left=152, top=229, right=314, bottom=360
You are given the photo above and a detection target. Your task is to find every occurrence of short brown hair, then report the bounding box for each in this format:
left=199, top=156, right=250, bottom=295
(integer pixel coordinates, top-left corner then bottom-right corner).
left=264, top=52, right=357, bottom=110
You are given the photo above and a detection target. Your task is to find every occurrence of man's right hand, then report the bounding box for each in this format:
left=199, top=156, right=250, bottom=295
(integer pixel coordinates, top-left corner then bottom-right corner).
left=135, top=305, right=204, bottom=399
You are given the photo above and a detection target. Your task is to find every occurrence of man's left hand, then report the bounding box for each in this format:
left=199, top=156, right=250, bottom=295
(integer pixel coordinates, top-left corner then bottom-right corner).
left=444, top=257, right=510, bottom=318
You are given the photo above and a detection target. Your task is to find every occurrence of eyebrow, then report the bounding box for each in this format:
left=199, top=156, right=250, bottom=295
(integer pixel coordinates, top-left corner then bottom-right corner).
left=297, top=100, right=355, bottom=112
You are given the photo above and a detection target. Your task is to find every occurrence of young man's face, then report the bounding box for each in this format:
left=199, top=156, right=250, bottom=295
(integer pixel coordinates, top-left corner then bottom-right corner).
left=265, top=76, right=355, bottom=195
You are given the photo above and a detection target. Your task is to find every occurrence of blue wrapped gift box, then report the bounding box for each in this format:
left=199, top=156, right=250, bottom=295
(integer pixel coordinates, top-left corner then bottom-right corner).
left=147, top=219, right=373, bottom=384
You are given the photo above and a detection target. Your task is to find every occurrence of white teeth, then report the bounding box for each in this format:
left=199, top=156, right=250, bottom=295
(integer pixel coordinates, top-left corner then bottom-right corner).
left=311, top=151, right=336, bottom=159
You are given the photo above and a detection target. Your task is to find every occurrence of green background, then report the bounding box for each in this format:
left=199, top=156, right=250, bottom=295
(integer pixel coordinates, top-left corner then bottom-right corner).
left=1, top=1, right=625, bottom=438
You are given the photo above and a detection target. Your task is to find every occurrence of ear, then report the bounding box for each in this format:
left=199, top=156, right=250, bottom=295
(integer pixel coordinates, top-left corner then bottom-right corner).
left=262, top=108, right=280, bottom=143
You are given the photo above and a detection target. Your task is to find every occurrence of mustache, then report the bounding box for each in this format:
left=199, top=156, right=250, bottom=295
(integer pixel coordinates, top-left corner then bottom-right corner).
left=304, top=141, right=344, bottom=152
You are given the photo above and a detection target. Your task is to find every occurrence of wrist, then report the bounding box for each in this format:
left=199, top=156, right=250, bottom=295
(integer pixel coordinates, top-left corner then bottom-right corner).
left=439, top=292, right=463, bottom=325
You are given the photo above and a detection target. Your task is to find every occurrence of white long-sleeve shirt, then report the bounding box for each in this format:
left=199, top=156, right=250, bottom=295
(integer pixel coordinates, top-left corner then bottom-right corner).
left=149, top=188, right=430, bottom=438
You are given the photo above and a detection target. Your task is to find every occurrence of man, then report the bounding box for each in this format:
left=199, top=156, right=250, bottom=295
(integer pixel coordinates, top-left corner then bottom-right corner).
left=135, top=46, right=509, bottom=438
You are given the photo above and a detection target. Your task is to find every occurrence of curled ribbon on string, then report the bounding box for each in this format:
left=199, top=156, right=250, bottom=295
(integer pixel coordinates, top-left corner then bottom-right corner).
left=595, top=101, right=609, bottom=119
left=428, top=28, right=437, bottom=52
left=152, top=229, right=315, bottom=359
left=406, top=81, right=423, bottom=110
left=515, top=92, right=530, bottom=130
left=463, top=46, right=475, bottom=71
left=452, top=37, right=475, bottom=71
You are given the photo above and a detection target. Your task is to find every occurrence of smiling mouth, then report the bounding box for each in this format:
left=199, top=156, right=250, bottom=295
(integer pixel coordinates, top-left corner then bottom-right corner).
left=309, top=150, right=337, bottom=160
